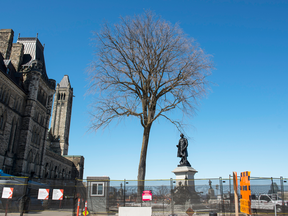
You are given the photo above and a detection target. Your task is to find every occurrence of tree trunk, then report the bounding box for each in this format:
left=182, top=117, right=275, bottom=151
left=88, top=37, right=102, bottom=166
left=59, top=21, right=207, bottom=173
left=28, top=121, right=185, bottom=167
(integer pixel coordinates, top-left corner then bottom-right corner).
left=137, top=124, right=152, bottom=202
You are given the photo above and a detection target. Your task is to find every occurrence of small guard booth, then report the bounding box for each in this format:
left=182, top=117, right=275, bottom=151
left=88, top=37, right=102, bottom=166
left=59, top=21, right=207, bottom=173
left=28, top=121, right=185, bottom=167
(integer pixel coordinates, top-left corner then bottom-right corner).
left=87, top=176, right=110, bottom=214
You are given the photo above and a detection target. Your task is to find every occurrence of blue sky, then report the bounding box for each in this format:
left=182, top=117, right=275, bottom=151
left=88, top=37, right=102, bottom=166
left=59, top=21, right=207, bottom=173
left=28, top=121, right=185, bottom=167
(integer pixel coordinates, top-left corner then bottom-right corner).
left=2, top=0, right=288, bottom=180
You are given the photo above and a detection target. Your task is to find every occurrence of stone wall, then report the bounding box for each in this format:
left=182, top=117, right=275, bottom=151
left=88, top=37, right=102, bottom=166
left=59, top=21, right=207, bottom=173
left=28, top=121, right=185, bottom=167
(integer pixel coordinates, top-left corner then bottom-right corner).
left=44, top=149, right=75, bottom=179
left=0, top=29, right=84, bottom=180
left=0, top=70, right=27, bottom=174
left=10, top=43, right=24, bottom=71
left=0, top=29, right=14, bottom=59
left=64, top=155, right=84, bottom=179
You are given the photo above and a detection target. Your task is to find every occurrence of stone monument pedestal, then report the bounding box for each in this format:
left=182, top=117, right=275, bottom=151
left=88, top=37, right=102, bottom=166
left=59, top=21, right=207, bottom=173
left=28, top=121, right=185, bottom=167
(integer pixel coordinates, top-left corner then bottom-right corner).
left=208, top=188, right=216, bottom=199
left=172, top=166, right=198, bottom=189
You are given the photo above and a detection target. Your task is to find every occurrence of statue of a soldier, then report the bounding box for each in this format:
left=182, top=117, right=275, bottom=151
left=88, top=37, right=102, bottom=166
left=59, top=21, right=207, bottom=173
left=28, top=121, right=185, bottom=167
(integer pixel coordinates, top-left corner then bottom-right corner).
left=177, top=134, right=191, bottom=167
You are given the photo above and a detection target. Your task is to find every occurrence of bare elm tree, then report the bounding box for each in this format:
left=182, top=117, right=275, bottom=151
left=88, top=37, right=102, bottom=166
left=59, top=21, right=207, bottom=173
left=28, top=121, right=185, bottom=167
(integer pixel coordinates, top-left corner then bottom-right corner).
left=88, top=11, right=213, bottom=201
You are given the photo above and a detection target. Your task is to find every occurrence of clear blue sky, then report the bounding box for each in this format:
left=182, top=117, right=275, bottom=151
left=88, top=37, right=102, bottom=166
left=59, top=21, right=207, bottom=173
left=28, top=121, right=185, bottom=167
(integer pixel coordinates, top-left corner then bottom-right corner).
left=2, top=0, right=288, bottom=180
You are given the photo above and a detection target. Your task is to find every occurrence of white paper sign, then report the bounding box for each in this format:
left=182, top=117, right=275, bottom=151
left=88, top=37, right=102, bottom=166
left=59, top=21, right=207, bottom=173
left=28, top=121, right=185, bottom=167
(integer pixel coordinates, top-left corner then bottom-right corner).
left=142, top=190, right=152, bottom=201
left=38, top=189, right=50, bottom=200
left=2, top=187, right=13, bottom=199
left=143, top=195, right=152, bottom=200
left=52, top=189, right=63, bottom=200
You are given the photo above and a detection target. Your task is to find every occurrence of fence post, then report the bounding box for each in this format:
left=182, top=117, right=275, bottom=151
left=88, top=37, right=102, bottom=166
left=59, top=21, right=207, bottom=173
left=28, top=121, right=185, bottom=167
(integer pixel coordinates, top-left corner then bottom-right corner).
left=170, top=178, right=174, bottom=216
left=73, top=178, right=78, bottom=216
left=19, top=177, right=29, bottom=216
left=124, top=179, right=126, bottom=207
left=219, top=177, right=225, bottom=215
left=280, top=176, right=285, bottom=214
left=5, top=199, right=9, bottom=216
left=229, top=175, right=232, bottom=216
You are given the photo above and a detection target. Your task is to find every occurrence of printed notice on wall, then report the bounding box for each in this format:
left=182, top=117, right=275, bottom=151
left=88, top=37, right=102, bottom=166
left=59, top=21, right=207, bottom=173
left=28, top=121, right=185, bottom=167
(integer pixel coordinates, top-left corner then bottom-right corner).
left=38, top=189, right=50, bottom=200
left=2, top=187, right=14, bottom=199
left=52, top=189, right=64, bottom=200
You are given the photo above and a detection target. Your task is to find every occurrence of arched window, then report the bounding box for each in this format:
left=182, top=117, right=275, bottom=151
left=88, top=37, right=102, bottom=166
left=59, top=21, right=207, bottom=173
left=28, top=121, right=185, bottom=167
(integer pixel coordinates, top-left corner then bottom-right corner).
left=8, top=118, right=17, bottom=152
left=35, top=154, right=39, bottom=164
left=31, top=126, right=39, bottom=144
left=54, top=166, right=58, bottom=179
left=37, top=130, right=41, bottom=145
left=58, top=166, right=62, bottom=179
left=26, top=150, right=34, bottom=176
left=0, top=113, right=3, bottom=129
left=35, top=130, right=39, bottom=144
left=41, top=90, right=43, bottom=103
left=0, top=87, right=2, bottom=101
left=50, top=163, right=54, bottom=179
left=34, top=111, right=38, bottom=121
left=14, top=100, right=18, bottom=110
left=44, top=163, right=49, bottom=178
left=2, top=90, right=6, bottom=102
left=0, top=108, right=7, bottom=132
left=57, top=93, right=60, bottom=100
left=63, top=93, right=66, bottom=100
left=5, top=93, right=9, bottom=105
left=31, top=126, right=35, bottom=143
left=62, top=169, right=65, bottom=179
left=27, top=151, right=33, bottom=163
left=43, top=93, right=47, bottom=106
left=38, top=89, right=44, bottom=104
left=17, top=101, right=22, bottom=113
left=34, top=154, right=40, bottom=177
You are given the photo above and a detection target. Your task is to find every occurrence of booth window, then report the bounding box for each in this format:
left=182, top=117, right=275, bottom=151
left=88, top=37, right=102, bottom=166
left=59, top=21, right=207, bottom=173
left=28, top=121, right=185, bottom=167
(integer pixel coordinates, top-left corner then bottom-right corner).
left=91, top=182, right=104, bottom=196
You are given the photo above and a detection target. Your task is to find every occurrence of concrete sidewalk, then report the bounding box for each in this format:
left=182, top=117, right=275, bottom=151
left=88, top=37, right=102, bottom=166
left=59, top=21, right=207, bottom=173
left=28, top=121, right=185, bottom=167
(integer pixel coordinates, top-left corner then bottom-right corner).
left=0, top=209, right=73, bottom=216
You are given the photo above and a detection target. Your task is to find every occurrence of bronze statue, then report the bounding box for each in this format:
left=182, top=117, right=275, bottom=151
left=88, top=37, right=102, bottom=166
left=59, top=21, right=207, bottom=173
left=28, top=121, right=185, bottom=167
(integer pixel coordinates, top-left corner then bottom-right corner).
left=177, top=134, right=191, bottom=167
left=209, top=179, right=212, bottom=189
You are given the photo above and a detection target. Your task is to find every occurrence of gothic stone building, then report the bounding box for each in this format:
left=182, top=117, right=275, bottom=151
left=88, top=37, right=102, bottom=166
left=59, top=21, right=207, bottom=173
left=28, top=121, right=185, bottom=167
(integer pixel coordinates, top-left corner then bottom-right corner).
left=0, top=29, right=84, bottom=179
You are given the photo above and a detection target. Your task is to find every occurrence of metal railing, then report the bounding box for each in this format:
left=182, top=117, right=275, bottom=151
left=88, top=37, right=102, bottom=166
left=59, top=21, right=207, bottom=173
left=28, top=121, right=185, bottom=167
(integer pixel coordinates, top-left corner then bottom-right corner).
left=0, top=175, right=287, bottom=216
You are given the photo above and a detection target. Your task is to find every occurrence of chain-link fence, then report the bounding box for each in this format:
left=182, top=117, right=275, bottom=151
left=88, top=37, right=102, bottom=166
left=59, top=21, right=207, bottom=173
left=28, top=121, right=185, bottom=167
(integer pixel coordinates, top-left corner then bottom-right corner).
left=1, top=175, right=288, bottom=216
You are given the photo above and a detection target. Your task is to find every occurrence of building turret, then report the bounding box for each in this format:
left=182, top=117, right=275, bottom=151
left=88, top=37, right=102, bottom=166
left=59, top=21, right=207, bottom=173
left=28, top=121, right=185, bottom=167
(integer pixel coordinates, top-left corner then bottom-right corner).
left=50, top=75, right=73, bottom=155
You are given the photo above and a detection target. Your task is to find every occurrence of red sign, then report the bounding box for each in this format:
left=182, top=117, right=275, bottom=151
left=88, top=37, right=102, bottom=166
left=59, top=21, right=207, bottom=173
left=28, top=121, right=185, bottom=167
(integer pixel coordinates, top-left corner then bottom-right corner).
left=186, top=207, right=194, bottom=216
left=142, top=190, right=152, bottom=201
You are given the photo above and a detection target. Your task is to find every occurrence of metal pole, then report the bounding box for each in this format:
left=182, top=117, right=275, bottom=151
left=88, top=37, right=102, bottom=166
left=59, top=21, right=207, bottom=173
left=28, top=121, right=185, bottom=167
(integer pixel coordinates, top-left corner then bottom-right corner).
left=229, top=175, right=232, bottom=216
left=5, top=199, right=9, bottom=216
left=20, top=177, right=29, bottom=216
left=163, top=198, right=165, bottom=215
left=72, top=178, right=78, bottom=216
left=219, top=177, right=225, bottom=215
left=271, top=177, right=275, bottom=194
left=124, top=179, right=126, bottom=207
left=280, top=176, right=285, bottom=214
left=170, top=178, right=174, bottom=216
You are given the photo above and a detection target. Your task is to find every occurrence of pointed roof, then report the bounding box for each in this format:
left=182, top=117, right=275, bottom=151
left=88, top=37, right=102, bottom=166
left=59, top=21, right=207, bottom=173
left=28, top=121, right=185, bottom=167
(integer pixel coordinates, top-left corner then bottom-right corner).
left=17, top=37, right=48, bottom=80
left=59, top=75, right=71, bottom=88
